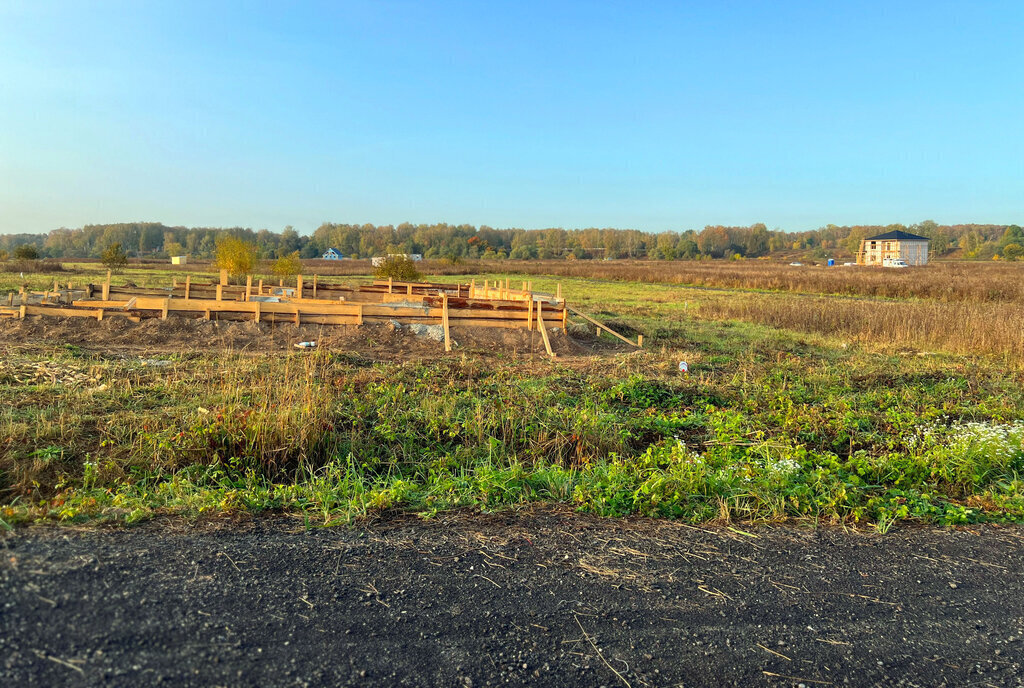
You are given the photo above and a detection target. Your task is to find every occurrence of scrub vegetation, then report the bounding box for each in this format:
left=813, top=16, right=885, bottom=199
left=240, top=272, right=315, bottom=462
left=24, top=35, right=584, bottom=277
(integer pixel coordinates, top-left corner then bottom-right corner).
left=1, top=264, right=1022, bottom=529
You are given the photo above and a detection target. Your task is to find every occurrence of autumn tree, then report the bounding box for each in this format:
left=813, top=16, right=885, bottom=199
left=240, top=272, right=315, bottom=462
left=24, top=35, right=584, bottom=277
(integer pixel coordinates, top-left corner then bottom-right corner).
left=215, top=237, right=258, bottom=281
left=272, top=251, right=302, bottom=280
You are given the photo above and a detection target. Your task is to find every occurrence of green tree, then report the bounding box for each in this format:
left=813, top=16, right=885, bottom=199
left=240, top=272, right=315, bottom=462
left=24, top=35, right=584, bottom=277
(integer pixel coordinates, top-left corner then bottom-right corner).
left=373, top=255, right=422, bottom=281
left=13, top=244, right=39, bottom=260
left=101, top=243, right=129, bottom=272
left=1002, top=243, right=1023, bottom=260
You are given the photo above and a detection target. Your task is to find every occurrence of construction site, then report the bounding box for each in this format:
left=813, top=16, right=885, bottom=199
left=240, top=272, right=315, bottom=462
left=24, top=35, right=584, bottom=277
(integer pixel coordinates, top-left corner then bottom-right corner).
left=0, top=270, right=642, bottom=357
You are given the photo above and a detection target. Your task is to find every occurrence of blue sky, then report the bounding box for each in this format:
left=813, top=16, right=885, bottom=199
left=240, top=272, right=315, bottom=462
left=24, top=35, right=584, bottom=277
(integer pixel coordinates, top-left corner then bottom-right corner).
left=1, top=1, right=1021, bottom=234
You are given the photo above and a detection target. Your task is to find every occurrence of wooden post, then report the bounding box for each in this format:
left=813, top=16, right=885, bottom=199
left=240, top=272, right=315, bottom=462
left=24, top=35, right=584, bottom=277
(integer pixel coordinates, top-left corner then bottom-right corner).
left=161, top=298, right=169, bottom=320
left=19, top=304, right=26, bottom=319
left=561, top=306, right=567, bottom=333
left=470, top=279, right=476, bottom=299
left=216, top=284, right=223, bottom=301
left=102, top=270, right=111, bottom=301
left=203, top=308, right=211, bottom=321
left=536, top=302, right=554, bottom=358
left=637, top=335, right=644, bottom=348
left=6, top=293, right=12, bottom=307
left=442, top=293, right=451, bottom=352
left=220, top=269, right=228, bottom=286
left=356, top=303, right=363, bottom=325
left=406, top=284, right=412, bottom=296
left=296, top=275, right=304, bottom=299
left=294, top=306, right=301, bottom=326
left=556, top=283, right=562, bottom=300
left=96, top=308, right=104, bottom=322
left=313, top=274, right=318, bottom=299
left=172, top=278, right=178, bottom=288
left=258, top=279, right=263, bottom=296
left=185, top=275, right=191, bottom=299
left=245, top=275, right=252, bottom=301
left=254, top=301, right=261, bottom=323
left=388, top=277, right=393, bottom=294
left=526, top=296, right=533, bottom=330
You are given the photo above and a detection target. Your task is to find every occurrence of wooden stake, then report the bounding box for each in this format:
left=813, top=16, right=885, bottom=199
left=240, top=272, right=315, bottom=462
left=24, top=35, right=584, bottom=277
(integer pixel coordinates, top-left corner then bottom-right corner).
left=442, top=293, right=451, bottom=352
left=356, top=303, right=363, bottom=325
left=220, top=269, right=228, bottom=286
left=185, top=275, right=191, bottom=299
left=102, top=270, right=111, bottom=301
left=407, top=284, right=412, bottom=296
left=526, top=297, right=533, bottom=331
left=388, top=277, right=393, bottom=294
left=313, top=274, right=318, bottom=299
left=556, top=283, right=562, bottom=299
left=637, top=334, right=643, bottom=347
left=567, top=306, right=641, bottom=348
left=297, top=275, right=304, bottom=298
left=294, top=305, right=301, bottom=326
left=254, top=301, right=261, bottom=323
left=216, top=284, right=223, bottom=301
left=245, top=275, right=252, bottom=301
left=161, top=298, right=169, bottom=320
left=258, top=279, right=263, bottom=296
left=470, top=279, right=476, bottom=298
left=536, top=302, right=554, bottom=358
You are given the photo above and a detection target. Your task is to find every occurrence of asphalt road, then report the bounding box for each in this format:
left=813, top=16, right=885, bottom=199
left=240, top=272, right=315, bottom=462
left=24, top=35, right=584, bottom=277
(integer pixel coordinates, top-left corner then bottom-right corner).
left=2, top=509, right=1023, bottom=687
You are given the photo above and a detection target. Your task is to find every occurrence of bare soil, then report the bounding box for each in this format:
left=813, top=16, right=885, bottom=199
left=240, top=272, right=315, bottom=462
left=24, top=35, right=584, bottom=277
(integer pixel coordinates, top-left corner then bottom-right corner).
left=2, top=508, right=1022, bottom=687
left=0, top=317, right=629, bottom=359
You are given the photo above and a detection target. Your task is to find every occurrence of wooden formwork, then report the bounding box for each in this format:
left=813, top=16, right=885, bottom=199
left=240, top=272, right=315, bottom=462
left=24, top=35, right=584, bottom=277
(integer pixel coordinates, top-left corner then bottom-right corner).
left=1, top=272, right=642, bottom=356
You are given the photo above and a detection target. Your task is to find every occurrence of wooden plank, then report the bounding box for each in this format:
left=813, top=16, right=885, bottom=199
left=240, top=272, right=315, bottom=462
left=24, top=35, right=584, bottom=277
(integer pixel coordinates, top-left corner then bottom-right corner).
left=566, top=306, right=640, bottom=347
left=442, top=293, right=451, bottom=351
left=536, top=302, right=555, bottom=357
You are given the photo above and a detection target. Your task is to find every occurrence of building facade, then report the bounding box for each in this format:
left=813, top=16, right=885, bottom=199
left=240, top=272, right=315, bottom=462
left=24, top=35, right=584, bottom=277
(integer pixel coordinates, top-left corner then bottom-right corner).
left=857, top=231, right=929, bottom=266
left=321, top=248, right=343, bottom=260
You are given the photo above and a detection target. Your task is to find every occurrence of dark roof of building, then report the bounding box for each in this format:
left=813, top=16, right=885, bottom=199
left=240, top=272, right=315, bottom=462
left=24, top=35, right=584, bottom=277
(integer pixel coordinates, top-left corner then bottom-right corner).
left=865, top=230, right=929, bottom=242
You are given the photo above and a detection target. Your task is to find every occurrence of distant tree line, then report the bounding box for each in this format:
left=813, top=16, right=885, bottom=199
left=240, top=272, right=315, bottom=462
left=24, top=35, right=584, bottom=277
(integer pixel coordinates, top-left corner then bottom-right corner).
left=0, top=220, right=1021, bottom=262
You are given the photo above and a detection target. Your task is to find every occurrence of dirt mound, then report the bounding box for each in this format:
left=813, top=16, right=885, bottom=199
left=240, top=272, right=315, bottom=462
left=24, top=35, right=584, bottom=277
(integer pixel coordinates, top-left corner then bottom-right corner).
left=0, top=316, right=630, bottom=359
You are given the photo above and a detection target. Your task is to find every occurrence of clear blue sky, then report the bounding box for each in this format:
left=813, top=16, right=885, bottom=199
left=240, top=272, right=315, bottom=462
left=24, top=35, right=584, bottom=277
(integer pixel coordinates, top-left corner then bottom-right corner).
left=1, top=1, right=1022, bottom=235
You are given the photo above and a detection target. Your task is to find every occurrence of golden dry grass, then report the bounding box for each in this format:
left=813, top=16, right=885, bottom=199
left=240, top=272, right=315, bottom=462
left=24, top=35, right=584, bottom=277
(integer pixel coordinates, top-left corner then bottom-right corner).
left=697, top=294, right=1024, bottom=358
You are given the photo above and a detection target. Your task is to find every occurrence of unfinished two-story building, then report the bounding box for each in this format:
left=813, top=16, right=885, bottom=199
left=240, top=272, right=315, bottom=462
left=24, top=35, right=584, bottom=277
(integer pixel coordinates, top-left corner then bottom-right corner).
left=856, top=230, right=930, bottom=266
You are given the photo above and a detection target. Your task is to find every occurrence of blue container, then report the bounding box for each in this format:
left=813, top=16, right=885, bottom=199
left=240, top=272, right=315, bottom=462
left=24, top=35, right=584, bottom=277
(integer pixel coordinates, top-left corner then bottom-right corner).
left=827, top=259, right=835, bottom=266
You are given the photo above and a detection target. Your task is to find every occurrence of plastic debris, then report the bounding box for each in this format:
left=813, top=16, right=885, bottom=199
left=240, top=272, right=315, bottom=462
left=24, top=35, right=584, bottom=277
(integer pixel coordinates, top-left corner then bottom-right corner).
left=294, top=341, right=317, bottom=349
left=678, top=361, right=689, bottom=374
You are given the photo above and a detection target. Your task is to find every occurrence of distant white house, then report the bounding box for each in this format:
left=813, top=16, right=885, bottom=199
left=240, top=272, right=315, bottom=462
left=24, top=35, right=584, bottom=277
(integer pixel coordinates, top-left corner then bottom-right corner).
left=170, top=255, right=188, bottom=265
left=371, top=253, right=423, bottom=267
left=321, top=248, right=343, bottom=260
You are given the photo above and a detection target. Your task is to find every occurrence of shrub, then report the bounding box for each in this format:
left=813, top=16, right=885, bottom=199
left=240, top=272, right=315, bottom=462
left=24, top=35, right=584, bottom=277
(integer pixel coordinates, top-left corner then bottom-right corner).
left=13, top=245, right=39, bottom=260
left=272, top=251, right=302, bottom=280
left=101, top=243, right=129, bottom=272
left=373, top=255, right=423, bottom=282
left=215, top=237, right=258, bottom=281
